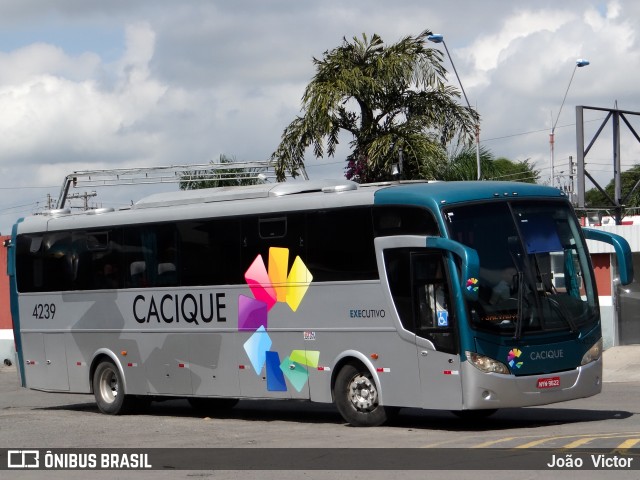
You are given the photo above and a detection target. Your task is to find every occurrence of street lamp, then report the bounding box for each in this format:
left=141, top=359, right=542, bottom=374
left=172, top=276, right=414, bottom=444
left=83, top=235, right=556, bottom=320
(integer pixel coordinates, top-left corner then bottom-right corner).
left=550, top=58, right=590, bottom=187
left=428, top=33, right=481, bottom=180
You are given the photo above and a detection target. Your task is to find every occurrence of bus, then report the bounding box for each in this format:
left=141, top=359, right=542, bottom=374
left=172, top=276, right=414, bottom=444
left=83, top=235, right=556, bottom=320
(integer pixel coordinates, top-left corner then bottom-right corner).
left=7, top=179, right=633, bottom=427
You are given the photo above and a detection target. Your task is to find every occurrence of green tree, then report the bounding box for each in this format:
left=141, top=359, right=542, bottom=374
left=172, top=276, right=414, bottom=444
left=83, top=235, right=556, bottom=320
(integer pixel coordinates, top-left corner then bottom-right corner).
left=179, top=155, right=265, bottom=190
left=437, top=146, right=540, bottom=183
left=490, top=157, right=540, bottom=183
left=437, top=145, right=498, bottom=181
left=270, top=30, right=479, bottom=182
left=585, top=164, right=640, bottom=210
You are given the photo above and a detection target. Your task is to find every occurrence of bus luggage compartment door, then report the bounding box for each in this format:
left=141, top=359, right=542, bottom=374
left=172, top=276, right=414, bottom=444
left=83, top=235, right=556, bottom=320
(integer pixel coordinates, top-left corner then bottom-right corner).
left=22, top=333, right=70, bottom=391
left=237, top=331, right=309, bottom=399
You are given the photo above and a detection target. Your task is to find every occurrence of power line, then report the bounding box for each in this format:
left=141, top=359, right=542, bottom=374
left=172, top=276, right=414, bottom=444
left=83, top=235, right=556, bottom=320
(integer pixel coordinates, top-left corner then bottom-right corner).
left=482, top=116, right=608, bottom=143
left=0, top=201, right=41, bottom=213
left=0, top=185, right=58, bottom=190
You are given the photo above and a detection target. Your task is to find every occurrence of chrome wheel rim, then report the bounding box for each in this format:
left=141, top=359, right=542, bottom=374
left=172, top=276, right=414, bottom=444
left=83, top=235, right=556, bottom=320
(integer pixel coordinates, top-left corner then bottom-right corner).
left=99, top=367, right=118, bottom=404
left=347, top=374, right=378, bottom=412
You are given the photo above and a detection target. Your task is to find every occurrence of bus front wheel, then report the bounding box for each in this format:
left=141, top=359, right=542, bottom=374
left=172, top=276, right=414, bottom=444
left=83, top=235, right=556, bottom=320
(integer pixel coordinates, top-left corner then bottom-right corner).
left=93, top=360, right=132, bottom=415
left=334, top=363, right=388, bottom=427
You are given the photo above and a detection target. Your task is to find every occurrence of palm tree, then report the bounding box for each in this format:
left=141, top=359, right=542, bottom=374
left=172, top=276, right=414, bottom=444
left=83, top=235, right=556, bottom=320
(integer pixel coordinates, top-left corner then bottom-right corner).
left=438, top=145, right=540, bottom=183
left=179, top=154, right=266, bottom=190
left=437, top=145, right=498, bottom=181
left=271, top=30, right=479, bottom=182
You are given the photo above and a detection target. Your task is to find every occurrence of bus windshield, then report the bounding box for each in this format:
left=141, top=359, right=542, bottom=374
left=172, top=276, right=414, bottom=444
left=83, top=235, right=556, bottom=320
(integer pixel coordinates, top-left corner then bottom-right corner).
left=445, top=200, right=598, bottom=337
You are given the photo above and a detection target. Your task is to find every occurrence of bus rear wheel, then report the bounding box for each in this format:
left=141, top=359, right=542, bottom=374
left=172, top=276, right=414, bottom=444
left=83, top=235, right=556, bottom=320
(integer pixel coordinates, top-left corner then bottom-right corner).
left=334, top=363, right=388, bottom=427
left=93, top=360, right=133, bottom=415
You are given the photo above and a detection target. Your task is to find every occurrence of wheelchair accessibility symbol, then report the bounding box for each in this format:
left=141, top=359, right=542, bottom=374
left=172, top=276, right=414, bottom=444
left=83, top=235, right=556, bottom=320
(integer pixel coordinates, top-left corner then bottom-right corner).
left=437, top=310, right=449, bottom=327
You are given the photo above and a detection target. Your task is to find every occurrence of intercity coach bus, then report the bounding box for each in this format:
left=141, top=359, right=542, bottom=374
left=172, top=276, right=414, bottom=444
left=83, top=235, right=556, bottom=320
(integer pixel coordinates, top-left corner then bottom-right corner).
left=7, top=179, right=633, bottom=426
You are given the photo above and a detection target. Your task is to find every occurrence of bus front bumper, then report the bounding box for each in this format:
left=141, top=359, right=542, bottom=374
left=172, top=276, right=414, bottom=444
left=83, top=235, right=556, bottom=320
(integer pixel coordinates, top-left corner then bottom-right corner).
left=460, top=357, right=602, bottom=410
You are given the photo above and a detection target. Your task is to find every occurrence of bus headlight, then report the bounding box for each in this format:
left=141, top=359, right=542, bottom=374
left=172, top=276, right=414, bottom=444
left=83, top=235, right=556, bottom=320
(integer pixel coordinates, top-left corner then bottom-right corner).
left=466, top=351, right=510, bottom=374
left=581, top=338, right=603, bottom=366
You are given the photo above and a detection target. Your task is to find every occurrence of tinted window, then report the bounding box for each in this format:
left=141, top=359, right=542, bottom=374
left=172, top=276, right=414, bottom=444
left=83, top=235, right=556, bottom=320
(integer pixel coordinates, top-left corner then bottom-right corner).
left=122, top=224, right=177, bottom=288
left=242, top=214, right=304, bottom=275
left=178, top=218, right=242, bottom=286
left=16, top=207, right=382, bottom=291
left=16, top=234, right=43, bottom=292
left=306, top=207, right=378, bottom=281
left=373, top=205, right=439, bottom=237
left=78, top=230, right=123, bottom=290
left=384, top=248, right=457, bottom=353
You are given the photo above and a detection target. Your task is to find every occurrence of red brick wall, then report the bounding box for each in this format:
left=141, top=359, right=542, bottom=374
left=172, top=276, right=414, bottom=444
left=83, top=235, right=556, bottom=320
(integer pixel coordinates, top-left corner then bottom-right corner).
left=0, top=236, right=10, bottom=330
left=591, top=253, right=611, bottom=296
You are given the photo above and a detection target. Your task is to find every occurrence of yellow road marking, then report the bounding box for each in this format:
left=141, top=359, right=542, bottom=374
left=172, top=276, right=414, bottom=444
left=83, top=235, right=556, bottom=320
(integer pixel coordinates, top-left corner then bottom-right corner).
left=473, top=437, right=518, bottom=448
left=617, top=438, right=640, bottom=449
left=516, top=438, right=552, bottom=448
left=515, top=432, right=640, bottom=449
left=561, top=437, right=595, bottom=448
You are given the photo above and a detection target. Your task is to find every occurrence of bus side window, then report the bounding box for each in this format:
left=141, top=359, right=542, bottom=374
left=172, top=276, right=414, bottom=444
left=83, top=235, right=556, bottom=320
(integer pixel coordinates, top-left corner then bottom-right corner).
left=177, top=218, right=242, bottom=286
left=306, top=207, right=377, bottom=281
left=242, top=214, right=305, bottom=275
left=79, top=230, right=122, bottom=290
left=41, top=232, right=75, bottom=291
left=373, top=205, right=439, bottom=237
left=121, top=224, right=178, bottom=288
left=16, top=234, right=43, bottom=292
left=129, top=261, right=147, bottom=287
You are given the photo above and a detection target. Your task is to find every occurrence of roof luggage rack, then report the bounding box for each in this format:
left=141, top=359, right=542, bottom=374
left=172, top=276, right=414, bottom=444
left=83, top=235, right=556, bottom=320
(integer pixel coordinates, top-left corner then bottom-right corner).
left=132, top=179, right=359, bottom=209
left=55, top=161, right=309, bottom=209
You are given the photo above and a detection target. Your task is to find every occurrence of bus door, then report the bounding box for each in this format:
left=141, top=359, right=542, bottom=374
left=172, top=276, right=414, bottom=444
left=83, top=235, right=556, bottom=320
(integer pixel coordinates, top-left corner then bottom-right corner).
left=410, top=252, right=463, bottom=410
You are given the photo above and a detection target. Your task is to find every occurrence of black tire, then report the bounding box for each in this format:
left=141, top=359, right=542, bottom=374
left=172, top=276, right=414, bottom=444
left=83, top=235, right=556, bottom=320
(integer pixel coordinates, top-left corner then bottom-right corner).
left=334, top=362, right=388, bottom=427
left=188, top=397, right=239, bottom=412
left=93, top=360, right=133, bottom=415
left=451, top=409, right=498, bottom=419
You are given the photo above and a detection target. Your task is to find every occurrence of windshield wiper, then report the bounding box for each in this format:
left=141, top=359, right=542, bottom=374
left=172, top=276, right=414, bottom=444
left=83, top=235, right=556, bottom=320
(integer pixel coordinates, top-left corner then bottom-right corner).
left=545, top=297, right=578, bottom=333
left=530, top=253, right=578, bottom=333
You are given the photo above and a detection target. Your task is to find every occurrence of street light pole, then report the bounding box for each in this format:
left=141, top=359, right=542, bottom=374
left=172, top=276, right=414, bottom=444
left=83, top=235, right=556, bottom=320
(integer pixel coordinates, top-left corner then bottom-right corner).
left=428, top=34, right=481, bottom=180
left=550, top=59, right=590, bottom=187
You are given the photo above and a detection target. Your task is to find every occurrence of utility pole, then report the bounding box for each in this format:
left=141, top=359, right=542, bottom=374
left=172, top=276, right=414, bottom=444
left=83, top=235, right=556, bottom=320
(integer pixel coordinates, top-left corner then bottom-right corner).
left=568, top=155, right=575, bottom=203
left=66, top=191, right=97, bottom=211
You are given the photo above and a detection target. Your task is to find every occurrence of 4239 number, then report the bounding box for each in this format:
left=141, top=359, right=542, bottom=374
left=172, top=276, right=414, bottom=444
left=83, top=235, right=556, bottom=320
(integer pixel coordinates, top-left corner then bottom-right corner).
left=32, top=303, right=56, bottom=319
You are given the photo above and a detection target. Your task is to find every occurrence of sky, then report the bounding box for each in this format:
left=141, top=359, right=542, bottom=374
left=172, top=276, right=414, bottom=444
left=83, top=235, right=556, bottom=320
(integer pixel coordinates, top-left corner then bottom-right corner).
left=0, top=0, right=639, bottom=233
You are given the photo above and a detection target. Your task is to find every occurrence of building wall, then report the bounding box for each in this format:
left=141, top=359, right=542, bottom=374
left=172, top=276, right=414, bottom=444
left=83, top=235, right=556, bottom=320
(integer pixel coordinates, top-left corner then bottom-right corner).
left=0, top=235, right=13, bottom=363
left=590, top=254, right=616, bottom=348
left=592, top=254, right=612, bottom=296
left=616, top=252, right=640, bottom=345
left=586, top=224, right=640, bottom=347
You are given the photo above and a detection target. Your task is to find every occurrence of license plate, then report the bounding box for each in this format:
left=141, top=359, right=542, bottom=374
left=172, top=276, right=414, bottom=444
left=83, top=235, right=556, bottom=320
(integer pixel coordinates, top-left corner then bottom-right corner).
left=537, top=376, right=561, bottom=389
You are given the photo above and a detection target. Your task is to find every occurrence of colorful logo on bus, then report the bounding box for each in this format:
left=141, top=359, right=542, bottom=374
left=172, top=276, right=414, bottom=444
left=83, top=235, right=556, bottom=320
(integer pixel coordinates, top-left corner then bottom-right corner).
left=239, top=247, right=318, bottom=392
left=466, top=277, right=479, bottom=293
left=508, top=348, right=523, bottom=369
